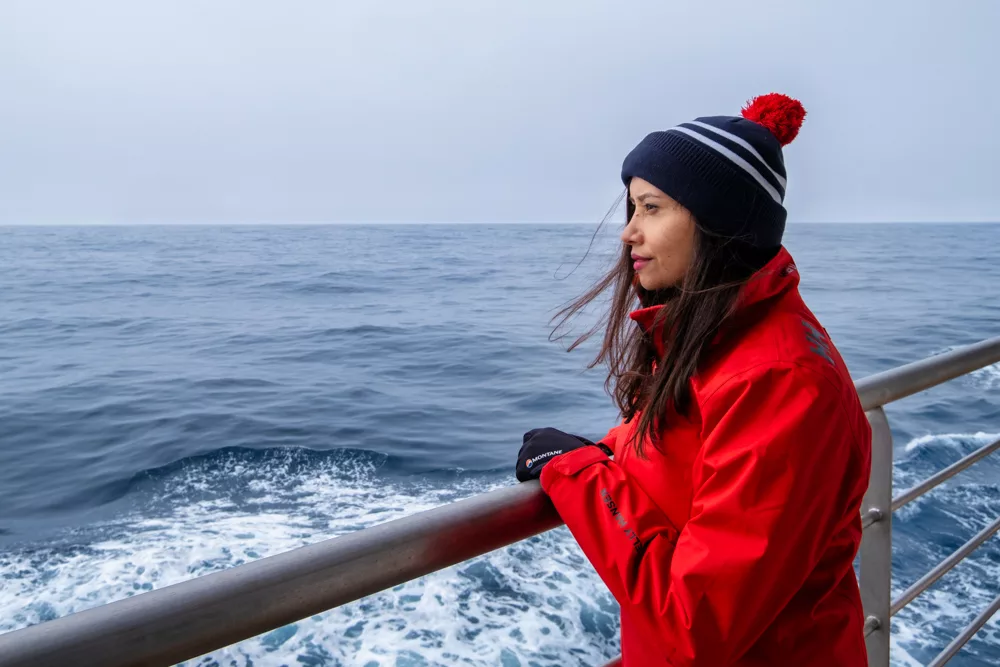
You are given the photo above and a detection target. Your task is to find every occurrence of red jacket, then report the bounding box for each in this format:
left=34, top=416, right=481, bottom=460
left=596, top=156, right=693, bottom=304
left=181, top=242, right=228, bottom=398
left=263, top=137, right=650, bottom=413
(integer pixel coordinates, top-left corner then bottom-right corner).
left=540, top=248, right=872, bottom=666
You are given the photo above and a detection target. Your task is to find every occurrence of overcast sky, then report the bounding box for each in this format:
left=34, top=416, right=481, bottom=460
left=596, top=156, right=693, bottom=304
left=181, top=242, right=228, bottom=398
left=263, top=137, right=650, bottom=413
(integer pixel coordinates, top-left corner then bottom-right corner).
left=1, top=0, right=997, bottom=224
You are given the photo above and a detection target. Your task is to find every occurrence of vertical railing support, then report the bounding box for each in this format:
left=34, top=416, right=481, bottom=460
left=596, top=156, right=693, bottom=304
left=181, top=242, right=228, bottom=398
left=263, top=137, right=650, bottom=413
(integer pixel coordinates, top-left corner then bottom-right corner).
left=860, top=407, right=893, bottom=667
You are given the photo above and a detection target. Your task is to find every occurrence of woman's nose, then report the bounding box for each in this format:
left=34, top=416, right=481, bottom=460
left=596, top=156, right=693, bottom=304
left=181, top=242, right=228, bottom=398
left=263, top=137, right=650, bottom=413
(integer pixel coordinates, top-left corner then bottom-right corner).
left=620, top=218, right=639, bottom=245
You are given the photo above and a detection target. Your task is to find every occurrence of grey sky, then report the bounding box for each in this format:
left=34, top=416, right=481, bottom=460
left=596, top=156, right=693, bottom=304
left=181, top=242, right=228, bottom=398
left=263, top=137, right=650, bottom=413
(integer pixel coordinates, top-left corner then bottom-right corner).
left=1, top=0, right=997, bottom=224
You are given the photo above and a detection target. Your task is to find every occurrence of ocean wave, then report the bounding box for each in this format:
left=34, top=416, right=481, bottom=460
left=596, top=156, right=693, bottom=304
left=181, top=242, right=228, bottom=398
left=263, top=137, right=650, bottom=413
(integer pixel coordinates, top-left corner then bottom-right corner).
left=0, top=448, right=620, bottom=666
left=969, top=362, right=1000, bottom=391
left=257, top=276, right=376, bottom=296
left=301, top=324, right=411, bottom=340
left=903, top=431, right=1000, bottom=454
left=893, top=431, right=1000, bottom=522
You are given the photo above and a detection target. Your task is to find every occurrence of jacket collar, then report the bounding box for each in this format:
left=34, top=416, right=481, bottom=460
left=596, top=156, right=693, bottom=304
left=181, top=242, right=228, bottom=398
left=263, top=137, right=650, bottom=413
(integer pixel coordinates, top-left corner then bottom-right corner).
left=628, top=247, right=799, bottom=355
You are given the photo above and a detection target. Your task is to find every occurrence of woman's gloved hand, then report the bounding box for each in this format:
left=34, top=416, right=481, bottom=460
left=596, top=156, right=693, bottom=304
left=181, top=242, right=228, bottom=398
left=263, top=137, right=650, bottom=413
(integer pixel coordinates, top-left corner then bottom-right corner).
left=515, top=427, right=612, bottom=482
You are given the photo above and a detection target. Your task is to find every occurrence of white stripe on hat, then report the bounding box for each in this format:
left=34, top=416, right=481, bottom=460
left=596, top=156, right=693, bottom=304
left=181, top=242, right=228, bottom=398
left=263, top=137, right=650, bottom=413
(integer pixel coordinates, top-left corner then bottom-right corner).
left=689, top=120, right=787, bottom=189
left=671, top=126, right=783, bottom=204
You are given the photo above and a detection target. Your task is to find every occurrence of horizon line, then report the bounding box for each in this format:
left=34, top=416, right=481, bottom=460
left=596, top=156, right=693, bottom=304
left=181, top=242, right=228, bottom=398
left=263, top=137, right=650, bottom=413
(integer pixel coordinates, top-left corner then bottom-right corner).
left=3, top=220, right=999, bottom=227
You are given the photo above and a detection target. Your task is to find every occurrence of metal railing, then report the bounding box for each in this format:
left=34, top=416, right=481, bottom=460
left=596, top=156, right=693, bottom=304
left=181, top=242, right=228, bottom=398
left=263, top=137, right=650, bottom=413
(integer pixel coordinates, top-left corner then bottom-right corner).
left=858, top=333, right=1000, bottom=657
left=857, top=337, right=1000, bottom=667
left=0, top=336, right=998, bottom=667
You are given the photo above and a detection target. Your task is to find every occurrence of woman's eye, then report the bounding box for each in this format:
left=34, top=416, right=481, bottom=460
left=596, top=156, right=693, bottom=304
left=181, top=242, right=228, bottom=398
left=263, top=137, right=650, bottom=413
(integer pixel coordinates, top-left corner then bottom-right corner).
left=644, top=203, right=658, bottom=212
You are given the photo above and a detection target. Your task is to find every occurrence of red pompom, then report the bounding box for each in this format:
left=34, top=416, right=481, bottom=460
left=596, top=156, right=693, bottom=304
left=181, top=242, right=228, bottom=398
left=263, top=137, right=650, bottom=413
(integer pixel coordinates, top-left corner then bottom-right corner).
left=741, top=93, right=806, bottom=146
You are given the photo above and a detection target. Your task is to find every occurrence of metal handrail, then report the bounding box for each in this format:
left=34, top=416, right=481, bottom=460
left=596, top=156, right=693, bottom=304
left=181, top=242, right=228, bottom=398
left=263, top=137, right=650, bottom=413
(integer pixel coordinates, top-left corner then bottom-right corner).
left=892, top=436, right=1000, bottom=511
left=854, top=336, right=1000, bottom=411
left=0, top=484, right=561, bottom=667
left=0, top=336, right=998, bottom=667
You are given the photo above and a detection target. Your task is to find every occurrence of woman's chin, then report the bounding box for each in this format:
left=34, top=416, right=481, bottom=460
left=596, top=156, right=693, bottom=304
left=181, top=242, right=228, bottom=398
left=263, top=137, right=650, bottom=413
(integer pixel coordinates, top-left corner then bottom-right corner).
left=637, top=275, right=665, bottom=291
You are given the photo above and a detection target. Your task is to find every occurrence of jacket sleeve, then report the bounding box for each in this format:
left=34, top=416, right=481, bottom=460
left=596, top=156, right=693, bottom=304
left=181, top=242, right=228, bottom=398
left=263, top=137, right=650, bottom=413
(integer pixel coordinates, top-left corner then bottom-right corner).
left=596, top=420, right=632, bottom=456
left=540, top=363, right=865, bottom=666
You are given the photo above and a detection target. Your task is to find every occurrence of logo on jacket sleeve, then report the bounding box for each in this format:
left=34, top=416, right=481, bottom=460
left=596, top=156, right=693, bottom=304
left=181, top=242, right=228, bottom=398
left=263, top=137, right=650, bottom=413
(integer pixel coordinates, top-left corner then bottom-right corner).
left=601, top=488, right=646, bottom=556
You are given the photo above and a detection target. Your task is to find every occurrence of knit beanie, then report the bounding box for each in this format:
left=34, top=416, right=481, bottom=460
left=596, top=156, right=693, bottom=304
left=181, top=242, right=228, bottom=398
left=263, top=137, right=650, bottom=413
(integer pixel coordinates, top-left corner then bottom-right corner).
left=620, top=93, right=806, bottom=248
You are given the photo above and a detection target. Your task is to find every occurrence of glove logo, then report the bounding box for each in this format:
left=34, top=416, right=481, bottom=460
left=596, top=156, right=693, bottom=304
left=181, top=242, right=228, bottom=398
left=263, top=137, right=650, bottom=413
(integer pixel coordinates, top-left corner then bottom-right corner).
left=525, top=449, right=563, bottom=468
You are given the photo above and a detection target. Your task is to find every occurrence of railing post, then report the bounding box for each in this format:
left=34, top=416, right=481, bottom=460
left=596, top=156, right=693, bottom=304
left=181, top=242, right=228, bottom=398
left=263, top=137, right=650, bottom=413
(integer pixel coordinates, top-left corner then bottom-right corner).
left=860, top=407, right=893, bottom=667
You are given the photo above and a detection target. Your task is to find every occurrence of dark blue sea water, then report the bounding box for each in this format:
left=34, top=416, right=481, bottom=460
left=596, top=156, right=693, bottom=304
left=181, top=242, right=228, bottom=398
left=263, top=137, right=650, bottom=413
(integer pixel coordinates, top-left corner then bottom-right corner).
left=1, top=223, right=998, bottom=666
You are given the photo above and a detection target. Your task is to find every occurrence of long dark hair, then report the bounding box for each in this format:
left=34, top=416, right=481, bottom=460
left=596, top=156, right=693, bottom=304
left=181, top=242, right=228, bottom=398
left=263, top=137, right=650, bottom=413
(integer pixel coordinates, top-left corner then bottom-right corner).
left=552, top=192, right=777, bottom=457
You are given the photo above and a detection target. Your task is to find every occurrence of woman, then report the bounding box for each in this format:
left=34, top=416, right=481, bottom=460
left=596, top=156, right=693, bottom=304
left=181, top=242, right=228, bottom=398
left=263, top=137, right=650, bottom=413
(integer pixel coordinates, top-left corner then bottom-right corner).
left=515, top=94, right=872, bottom=666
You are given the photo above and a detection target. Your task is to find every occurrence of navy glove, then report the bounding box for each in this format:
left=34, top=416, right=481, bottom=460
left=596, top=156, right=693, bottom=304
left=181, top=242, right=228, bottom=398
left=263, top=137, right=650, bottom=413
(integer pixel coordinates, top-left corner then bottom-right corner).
left=515, top=427, right=612, bottom=482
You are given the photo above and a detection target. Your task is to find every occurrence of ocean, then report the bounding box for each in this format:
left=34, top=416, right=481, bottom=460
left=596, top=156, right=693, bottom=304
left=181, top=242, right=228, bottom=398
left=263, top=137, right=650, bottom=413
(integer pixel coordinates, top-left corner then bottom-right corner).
left=1, top=222, right=998, bottom=666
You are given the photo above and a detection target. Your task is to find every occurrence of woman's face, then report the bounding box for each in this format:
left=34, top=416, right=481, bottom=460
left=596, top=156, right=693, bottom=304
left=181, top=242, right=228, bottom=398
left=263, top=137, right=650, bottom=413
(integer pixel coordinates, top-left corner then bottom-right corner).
left=621, top=177, right=697, bottom=291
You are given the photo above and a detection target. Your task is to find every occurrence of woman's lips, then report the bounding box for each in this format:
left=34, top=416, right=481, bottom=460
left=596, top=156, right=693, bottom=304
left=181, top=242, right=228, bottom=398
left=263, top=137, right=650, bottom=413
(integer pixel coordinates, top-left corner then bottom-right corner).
left=632, top=255, right=651, bottom=271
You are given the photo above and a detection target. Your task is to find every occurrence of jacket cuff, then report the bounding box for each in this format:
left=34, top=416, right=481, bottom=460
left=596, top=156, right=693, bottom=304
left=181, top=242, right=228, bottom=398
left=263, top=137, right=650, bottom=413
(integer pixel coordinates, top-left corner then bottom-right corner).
left=540, top=446, right=609, bottom=488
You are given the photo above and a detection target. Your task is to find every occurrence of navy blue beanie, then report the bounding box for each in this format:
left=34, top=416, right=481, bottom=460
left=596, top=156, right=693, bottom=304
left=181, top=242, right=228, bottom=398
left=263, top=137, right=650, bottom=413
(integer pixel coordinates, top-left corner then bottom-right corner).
left=621, top=93, right=806, bottom=248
